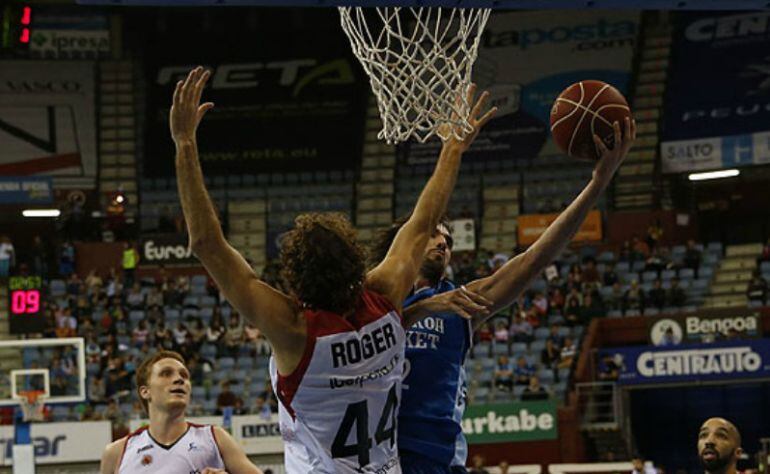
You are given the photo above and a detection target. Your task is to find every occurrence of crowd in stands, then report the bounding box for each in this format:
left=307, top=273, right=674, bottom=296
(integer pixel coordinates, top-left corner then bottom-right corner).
left=4, top=230, right=769, bottom=429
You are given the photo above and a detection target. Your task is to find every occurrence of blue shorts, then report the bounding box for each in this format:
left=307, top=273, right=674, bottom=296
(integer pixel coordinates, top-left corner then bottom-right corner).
left=400, top=450, right=468, bottom=474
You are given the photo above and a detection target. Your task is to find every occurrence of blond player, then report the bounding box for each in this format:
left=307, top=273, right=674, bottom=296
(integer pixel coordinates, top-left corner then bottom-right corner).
left=100, top=351, right=262, bottom=474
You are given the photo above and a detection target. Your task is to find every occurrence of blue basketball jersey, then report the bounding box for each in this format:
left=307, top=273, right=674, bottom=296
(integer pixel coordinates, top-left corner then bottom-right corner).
left=399, top=280, right=472, bottom=466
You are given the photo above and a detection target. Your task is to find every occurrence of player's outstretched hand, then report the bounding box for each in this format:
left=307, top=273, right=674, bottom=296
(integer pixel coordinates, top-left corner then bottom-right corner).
left=591, top=116, right=636, bottom=188
left=442, top=83, right=498, bottom=152
left=419, top=286, right=493, bottom=320
left=170, top=66, right=215, bottom=145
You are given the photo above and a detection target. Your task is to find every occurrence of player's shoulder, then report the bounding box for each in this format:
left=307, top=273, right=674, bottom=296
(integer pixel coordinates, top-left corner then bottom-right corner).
left=100, top=436, right=128, bottom=472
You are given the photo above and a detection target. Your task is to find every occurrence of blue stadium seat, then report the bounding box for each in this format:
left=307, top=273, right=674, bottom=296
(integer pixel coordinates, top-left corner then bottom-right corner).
left=616, top=262, right=630, bottom=273
left=476, top=370, right=494, bottom=385
left=530, top=340, right=546, bottom=353
left=645, top=308, right=660, bottom=316
left=218, top=358, right=235, bottom=370
left=183, top=296, right=199, bottom=307
left=473, top=386, right=490, bottom=401
left=192, top=386, right=207, bottom=400
left=642, top=271, right=658, bottom=282
left=473, top=342, right=492, bottom=358
left=511, top=342, right=528, bottom=354
left=760, top=261, right=770, bottom=273
left=607, top=310, right=622, bottom=318
left=626, top=309, right=641, bottom=317
left=164, top=308, right=181, bottom=319
left=492, top=343, right=509, bottom=356
left=200, top=296, right=217, bottom=308
left=700, top=266, right=715, bottom=279
left=597, top=251, right=615, bottom=263
left=50, top=280, right=66, bottom=296
left=513, top=386, right=526, bottom=398
left=534, top=328, right=550, bottom=340
left=661, top=269, right=676, bottom=281
left=129, top=310, right=145, bottom=324
left=572, top=326, right=584, bottom=339
left=557, top=327, right=570, bottom=338
left=558, top=368, right=570, bottom=381
left=538, top=369, right=555, bottom=384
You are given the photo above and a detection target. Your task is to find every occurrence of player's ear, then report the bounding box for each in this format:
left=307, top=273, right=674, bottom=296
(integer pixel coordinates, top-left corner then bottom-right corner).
left=139, top=385, right=151, bottom=403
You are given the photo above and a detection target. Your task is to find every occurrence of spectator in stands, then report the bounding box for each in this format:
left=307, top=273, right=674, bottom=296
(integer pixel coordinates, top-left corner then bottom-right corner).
left=188, top=318, right=206, bottom=352
left=648, top=279, right=666, bottom=311
left=172, top=322, right=189, bottom=351
left=509, top=314, right=533, bottom=343
left=632, top=456, right=657, bottom=474
left=747, top=270, right=767, bottom=305
left=668, top=278, right=687, bottom=307
left=619, top=240, right=632, bottom=263
left=103, top=398, right=125, bottom=425
left=532, top=291, right=549, bottom=317
left=216, top=381, right=243, bottom=416
left=469, top=454, right=489, bottom=474
left=658, top=326, right=680, bottom=347
left=606, top=282, right=624, bottom=312
left=684, top=239, right=702, bottom=277
left=81, top=404, right=102, bottom=421
left=158, top=205, right=177, bottom=233
left=564, top=288, right=583, bottom=326
left=132, top=320, right=150, bottom=348
left=0, top=235, right=15, bottom=278
left=153, top=321, right=173, bottom=350
left=58, top=241, right=75, bottom=277
left=493, top=356, right=514, bottom=391
left=55, top=307, right=77, bottom=338
left=521, top=375, right=549, bottom=401
left=623, top=280, right=645, bottom=314
left=583, top=257, right=601, bottom=290
left=514, top=356, right=535, bottom=386
left=558, top=337, right=577, bottom=369
left=644, top=248, right=666, bottom=274
left=130, top=400, right=144, bottom=420
left=251, top=394, right=272, bottom=421
left=498, top=460, right=511, bottom=474
left=121, top=242, right=140, bottom=287
left=603, top=262, right=619, bottom=287
left=494, top=321, right=509, bottom=344
left=549, top=287, right=565, bottom=314
left=125, top=282, right=145, bottom=309
left=146, top=286, right=164, bottom=312
left=206, top=317, right=226, bottom=356
left=85, top=336, right=101, bottom=362
left=547, top=324, right=564, bottom=348
left=477, top=322, right=493, bottom=343
left=223, top=313, right=245, bottom=359
left=541, top=339, right=560, bottom=371
left=568, top=264, right=583, bottom=290
left=88, top=374, right=106, bottom=404
left=646, top=219, right=663, bottom=251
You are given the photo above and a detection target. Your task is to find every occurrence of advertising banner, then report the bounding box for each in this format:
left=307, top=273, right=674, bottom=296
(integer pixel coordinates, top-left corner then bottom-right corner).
left=140, top=235, right=198, bottom=266
left=599, top=340, right=770, bottom=386
left=461, top=400, right=558, bottom=444
left=0, top=177, right=53, bottom=204
left=517, top=209, right=601, bottom=246
left=0, top=421, right=111, bottom=465
left=647, top=313, right=761, bottom=346
left=401, top=10, right=639, bottom=165
left=662, top=12, right=770, bottom=173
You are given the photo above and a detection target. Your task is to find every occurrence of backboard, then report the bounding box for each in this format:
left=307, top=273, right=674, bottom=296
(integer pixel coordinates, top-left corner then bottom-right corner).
left=0, top=338, right=86, bottom=407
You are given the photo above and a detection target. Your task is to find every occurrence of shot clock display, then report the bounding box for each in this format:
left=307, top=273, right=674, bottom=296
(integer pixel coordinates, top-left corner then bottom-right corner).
left=8, top=276, right=45, bottom=334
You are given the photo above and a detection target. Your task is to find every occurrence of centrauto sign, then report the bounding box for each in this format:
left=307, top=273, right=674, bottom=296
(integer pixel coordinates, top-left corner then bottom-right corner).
left=599, top=340, right=770, bottom=386
left=143, top=26, right=368, bottom=177
left=648, top=313, right=761, bottom=346
left=462, top=400, right=558, bottom=444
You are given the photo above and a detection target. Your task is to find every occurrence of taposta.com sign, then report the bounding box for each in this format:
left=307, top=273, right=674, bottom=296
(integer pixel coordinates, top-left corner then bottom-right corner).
left=462, top=401, right=558, bottom=444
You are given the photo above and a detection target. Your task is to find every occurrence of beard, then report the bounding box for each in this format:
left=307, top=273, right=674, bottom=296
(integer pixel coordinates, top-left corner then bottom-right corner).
left=700, top=450, right=733, bottom=473
left=420, top=256, right=446, bottom=286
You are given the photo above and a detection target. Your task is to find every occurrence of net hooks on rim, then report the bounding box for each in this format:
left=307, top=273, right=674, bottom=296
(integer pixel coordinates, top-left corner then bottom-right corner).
left=339, top=6, right=491, bottom=144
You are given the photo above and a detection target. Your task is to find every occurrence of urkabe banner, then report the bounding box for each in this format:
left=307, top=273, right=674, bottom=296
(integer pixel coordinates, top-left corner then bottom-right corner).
left=400, top=10, right=639, bottom=165
left=599, top=340, right=770, bottom=386
left=661, top=12, right=770, bottom=173
left=143, top=25, right=368, bottom=177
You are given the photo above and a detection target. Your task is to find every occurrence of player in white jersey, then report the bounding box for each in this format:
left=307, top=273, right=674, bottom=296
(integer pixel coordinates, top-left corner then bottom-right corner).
left=100, top=351, right=262, bottom=474
left=170, top=67, right=496, bottom=473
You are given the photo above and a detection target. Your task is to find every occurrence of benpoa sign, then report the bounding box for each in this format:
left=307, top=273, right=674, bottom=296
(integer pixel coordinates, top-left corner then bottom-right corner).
left=0, top=421, right=111, bottom=465
left=648, top=313, right=760, bottom=345
left=140, top=235, right=197, bottom=265
left=462, top=400, right=558, bottom=444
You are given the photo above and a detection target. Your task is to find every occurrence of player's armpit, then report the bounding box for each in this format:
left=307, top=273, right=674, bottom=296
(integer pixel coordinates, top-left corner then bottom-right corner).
left=213, top=426, right=264, bottom=474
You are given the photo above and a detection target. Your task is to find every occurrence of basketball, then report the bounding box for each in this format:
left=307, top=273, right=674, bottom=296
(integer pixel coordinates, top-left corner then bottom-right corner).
left=550, top=80, right=632, bottom=161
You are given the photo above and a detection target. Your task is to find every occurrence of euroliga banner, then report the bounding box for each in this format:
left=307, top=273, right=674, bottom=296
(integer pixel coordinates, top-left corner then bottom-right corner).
left=599, top=340, right=770, bottom=386
left=661, top=11, right=770, bottom=173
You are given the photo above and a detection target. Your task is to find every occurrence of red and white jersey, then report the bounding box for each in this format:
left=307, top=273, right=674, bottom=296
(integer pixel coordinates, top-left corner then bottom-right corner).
left=117, top=423, right=225, bottom=474
left=271, top=290, right=405, bottom=474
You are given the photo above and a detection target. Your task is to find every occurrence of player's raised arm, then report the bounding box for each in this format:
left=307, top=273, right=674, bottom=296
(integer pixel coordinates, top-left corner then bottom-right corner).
left=466, top=118, right=636, bottom=329
left=366, top=85, right=496, bottom=309
left=172, top=67, right=300, bottom=353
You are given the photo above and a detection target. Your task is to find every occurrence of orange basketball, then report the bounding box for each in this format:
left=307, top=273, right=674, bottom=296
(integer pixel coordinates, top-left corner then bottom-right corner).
left=549, top=80, right=632, bottom=161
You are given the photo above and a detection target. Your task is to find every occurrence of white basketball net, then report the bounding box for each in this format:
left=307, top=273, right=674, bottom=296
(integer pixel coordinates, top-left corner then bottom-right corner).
left=339, top=7, right=491, bottom=144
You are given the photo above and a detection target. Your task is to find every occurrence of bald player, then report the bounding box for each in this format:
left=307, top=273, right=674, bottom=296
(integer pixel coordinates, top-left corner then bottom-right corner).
left=698, top=417, right=743, bottom=474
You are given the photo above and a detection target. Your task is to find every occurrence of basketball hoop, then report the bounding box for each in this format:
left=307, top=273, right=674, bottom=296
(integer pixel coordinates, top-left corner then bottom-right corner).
left=18, top=390, right=46, bottom=423
left=339, top=6, right=491, bottom=144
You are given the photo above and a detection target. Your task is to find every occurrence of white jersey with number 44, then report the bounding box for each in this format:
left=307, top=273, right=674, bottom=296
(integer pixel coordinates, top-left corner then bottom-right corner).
left=270, top=290, right=405, bottom=474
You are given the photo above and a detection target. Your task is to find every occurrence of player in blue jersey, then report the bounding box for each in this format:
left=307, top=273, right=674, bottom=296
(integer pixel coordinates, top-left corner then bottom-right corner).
left=373, top=118, right=637, bottom=473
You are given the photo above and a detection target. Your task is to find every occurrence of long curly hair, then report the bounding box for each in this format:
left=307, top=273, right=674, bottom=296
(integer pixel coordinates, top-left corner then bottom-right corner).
left=281, top=213, right=367, bottom=315
left=369, top=213, right=453, bottom=268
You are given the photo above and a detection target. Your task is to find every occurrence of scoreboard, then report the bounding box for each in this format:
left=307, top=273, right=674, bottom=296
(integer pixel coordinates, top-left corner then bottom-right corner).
left=8, top=275, right=45, bottom=334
